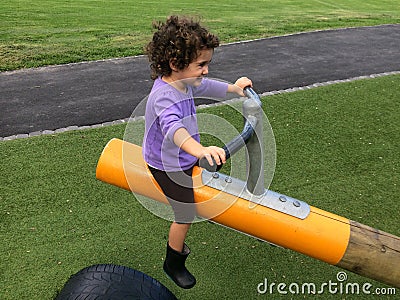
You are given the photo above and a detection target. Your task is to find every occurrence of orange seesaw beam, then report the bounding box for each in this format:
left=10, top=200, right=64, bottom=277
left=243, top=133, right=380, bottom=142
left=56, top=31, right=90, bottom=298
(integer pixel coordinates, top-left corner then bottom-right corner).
left=96, top=138, right=400, bottom=288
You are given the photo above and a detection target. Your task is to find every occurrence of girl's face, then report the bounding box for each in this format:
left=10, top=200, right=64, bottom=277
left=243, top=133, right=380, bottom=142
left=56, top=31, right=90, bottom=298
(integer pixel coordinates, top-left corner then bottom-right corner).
left=174, top=48, right=214, bottom=87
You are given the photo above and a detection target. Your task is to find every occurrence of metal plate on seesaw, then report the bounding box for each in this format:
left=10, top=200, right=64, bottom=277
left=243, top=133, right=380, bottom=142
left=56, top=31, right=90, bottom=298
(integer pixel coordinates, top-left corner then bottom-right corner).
left=201, top=170, right=311, bottom=219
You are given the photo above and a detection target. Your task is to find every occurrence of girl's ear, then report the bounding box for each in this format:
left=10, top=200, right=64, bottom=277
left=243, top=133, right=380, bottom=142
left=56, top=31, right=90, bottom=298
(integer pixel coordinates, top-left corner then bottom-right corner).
left=169, top=59, right=179, bottom=72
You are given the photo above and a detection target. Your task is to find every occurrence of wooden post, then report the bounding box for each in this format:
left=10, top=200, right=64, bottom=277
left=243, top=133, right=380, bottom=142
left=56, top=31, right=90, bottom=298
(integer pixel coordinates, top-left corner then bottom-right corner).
left=337, top=221, right=400, bottom=287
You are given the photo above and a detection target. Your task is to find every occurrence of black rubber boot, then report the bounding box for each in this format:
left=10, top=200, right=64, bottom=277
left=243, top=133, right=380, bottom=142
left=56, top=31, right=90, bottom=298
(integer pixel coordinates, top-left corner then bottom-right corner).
left=163, top=242, right=196, bottom=289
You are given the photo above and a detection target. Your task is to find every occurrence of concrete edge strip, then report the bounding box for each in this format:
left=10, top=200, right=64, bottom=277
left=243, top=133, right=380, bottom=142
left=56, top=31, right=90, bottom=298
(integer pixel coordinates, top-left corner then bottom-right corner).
left=2, top=70, right=400, bottom=142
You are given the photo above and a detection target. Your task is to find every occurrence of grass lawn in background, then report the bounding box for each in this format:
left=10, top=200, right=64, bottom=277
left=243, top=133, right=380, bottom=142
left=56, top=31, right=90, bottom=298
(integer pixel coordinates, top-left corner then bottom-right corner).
left=1, top=75, right=399, bottom=299
left=1, top=0, right=399, bottom=71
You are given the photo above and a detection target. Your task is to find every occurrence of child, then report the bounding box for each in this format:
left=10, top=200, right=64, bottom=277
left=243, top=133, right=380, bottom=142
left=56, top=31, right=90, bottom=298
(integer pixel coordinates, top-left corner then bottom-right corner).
left=143, top=15, right=252, bottom=289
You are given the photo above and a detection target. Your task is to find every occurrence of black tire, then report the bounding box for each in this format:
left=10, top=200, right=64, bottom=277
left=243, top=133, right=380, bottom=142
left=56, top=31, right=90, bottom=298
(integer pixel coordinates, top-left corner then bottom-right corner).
left=55, top=264, right=177, bottom=300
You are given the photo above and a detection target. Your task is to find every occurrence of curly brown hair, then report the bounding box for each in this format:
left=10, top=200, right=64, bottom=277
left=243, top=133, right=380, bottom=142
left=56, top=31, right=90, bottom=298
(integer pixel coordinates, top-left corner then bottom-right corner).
left=146, top=15, right=220, bottom=80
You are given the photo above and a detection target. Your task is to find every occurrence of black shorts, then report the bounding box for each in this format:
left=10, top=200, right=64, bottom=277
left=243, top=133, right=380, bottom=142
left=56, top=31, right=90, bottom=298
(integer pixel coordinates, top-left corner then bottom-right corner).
left=148, top=165, right=197, bottom=224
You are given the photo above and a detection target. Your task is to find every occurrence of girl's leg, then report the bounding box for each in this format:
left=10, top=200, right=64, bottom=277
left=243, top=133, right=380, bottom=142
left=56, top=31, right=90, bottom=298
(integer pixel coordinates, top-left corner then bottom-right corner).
left=168, top=222, right=191, bottom=252
left=164, top=222, right=196, bottom=289
left=148, top=166, right=196, bottom=288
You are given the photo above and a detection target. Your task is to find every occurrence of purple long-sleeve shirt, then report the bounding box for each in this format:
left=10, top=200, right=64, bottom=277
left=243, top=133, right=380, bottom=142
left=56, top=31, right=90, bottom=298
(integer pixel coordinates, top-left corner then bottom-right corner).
left=143, top=77, right=229, bottom=171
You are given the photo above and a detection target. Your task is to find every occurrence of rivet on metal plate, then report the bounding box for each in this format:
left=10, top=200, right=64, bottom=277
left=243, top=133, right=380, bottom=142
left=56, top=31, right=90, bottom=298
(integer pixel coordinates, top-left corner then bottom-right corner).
left=225, top=177, right=232, bottom=183
left=279, top=196, right=287, bottom=202
left=293, top=200, right=301, bottom=207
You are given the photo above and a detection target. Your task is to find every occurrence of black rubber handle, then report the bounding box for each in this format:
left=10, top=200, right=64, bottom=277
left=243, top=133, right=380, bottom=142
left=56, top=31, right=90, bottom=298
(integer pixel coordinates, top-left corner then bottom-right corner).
left=199, top=146, right=229, bottom=172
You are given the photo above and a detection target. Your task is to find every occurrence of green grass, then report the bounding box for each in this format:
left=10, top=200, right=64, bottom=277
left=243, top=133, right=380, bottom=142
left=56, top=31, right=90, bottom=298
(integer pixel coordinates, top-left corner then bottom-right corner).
left=1, top=75, right=399, bottom=299
left=1, top=0, right=399, bottom=71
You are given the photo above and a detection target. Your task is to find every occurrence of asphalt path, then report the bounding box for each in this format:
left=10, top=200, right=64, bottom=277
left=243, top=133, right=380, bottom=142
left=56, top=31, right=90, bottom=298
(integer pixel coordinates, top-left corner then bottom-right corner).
left=1, top=24, right=399, bottom=137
